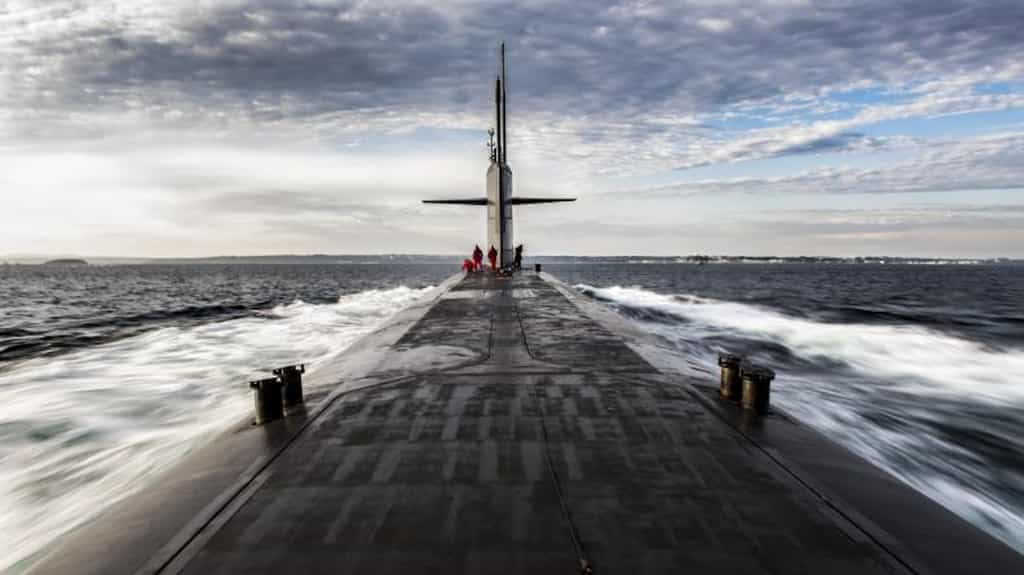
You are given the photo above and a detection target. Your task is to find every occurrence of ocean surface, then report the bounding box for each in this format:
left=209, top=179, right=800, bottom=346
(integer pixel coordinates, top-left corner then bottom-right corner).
left=1, top=262, right=1022, bottom=570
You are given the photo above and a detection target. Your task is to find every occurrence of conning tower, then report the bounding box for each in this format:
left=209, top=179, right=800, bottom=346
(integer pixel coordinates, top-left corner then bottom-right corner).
left=424, top=43, right=575, bottom=268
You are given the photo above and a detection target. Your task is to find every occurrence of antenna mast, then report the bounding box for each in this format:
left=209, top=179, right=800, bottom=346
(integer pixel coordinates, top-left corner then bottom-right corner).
left=501, top=42, right=508, bottom=166
left=495, top=75, right=503, bottom=165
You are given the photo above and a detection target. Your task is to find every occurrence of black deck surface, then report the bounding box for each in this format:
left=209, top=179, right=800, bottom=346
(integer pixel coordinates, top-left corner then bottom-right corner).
left=168, top=274, right=903, bottom=574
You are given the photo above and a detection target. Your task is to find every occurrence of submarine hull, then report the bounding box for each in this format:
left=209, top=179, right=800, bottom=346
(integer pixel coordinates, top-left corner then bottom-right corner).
left=27, top=272, right=1024, bottom=575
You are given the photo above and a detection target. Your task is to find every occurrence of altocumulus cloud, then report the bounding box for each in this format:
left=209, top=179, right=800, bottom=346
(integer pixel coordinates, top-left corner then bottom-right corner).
left=2, top=0, right=1024, bottom=256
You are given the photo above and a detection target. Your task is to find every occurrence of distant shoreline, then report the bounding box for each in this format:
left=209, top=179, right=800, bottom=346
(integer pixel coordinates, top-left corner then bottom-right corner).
left=2, top=255, right=1020, bottom=266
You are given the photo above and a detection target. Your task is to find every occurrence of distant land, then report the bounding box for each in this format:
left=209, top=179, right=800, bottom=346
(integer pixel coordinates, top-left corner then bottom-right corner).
left=2, top=254, right=1021, bottom=266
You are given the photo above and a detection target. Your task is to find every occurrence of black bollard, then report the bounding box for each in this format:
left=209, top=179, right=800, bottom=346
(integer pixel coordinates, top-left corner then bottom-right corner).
left=741, top=366, right=775, bottom=414
left=273, top=364, right=306, bottom=409
left=249, top=377, right=284, bottom=424
left=534, top=263, right=542, bottom=273
left=717, top=353, right=744, bottom=401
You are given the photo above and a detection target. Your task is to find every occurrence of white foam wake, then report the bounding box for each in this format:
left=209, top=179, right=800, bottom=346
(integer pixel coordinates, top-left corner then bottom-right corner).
left=577, top=284, right=1024, bottom=554
left=0, top=285, right=432, bottom=573
left=581, top=285, right=1024, bottom=403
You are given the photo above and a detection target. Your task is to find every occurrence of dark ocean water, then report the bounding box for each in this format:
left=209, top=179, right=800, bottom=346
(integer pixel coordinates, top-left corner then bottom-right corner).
left=0, top=264, right=453, bottom=366
left=0, top=262, right=1022, bottom=570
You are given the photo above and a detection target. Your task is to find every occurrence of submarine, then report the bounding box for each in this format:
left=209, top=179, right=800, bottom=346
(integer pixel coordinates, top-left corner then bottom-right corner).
left=26, top=46, right=1024, bottom=575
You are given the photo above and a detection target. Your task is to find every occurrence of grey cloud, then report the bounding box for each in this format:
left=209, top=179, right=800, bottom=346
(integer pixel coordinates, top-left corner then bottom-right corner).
left=164, top=187, right=471, bottom=233
left=743, top=205, right=1024, bottom=233
left=4, top=1, right=1024, bottom=183
left=175, top=189, right=420, bottom=222
left=774, top=132, right=886, bottom=156
left=6, top=1, right=1024, bottom=128
left=623, top=131, right=1024, bottom=197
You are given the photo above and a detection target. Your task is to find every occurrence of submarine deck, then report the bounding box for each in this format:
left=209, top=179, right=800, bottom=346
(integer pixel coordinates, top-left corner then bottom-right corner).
left=29, top=272, right=1024, bottom=575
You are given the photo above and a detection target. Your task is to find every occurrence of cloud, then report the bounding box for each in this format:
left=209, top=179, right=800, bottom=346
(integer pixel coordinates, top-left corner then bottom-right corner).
left=626, top=131, right=1024, bottom=197
left=697, top=18, right=733, bottom=33
left=773, top=132, right=886, bottom=156
left=2, top=1, right=1024, bottom=256
left=6, top=1, right=1024, bottom=130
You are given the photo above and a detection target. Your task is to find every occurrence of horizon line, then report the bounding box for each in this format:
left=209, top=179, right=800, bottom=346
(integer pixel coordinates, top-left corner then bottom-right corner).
left=3, top=253, right=1021, bottom=262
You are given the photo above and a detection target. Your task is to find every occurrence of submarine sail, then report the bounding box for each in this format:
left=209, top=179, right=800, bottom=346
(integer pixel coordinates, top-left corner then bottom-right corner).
left=423, top=43, right=575, bottom=268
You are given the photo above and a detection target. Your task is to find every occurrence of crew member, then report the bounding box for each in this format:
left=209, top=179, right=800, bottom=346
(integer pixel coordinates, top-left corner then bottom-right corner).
left=513, top=244, right=523, bottom=271
left=487, top=245, right=498, bottom=271
left=472, top=245, right=484, bottom=271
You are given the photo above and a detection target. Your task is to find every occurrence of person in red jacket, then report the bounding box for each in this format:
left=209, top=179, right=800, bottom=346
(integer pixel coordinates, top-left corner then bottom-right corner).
left=462, top=258, right=474, bottom=273
left=472, top=245, right=484, bottom=271
left=487, top=245, right=498, bottom=271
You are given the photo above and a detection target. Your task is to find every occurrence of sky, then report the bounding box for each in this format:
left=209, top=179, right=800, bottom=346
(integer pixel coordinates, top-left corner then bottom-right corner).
left=2, top=0, right=1024, bottom=258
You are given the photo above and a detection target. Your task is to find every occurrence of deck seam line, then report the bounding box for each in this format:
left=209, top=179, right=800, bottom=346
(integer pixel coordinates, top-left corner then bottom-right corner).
left=515, top=304, right=538, bottom=360
left=158, top=469, right=271, bottom=574
left=537, top=386, right=592, bottom=574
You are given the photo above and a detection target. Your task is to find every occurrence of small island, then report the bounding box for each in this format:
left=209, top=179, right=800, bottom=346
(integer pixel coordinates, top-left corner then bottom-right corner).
left=43, top=258, right=89, bottom=265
